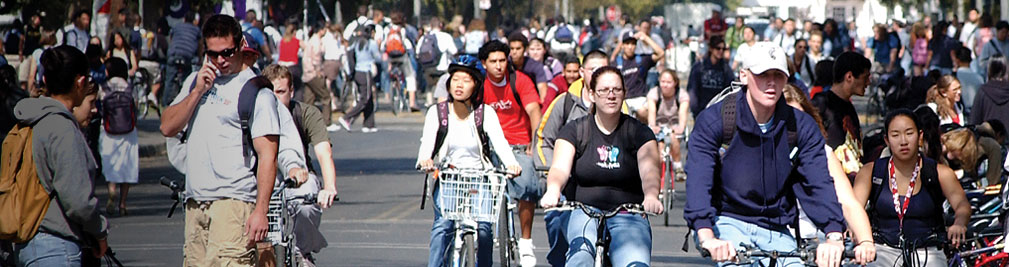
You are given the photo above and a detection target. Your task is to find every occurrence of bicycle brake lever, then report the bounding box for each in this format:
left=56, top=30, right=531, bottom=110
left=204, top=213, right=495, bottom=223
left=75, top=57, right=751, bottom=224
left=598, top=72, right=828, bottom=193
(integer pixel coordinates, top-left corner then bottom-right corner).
left=167, top=200, right=180, bottom=218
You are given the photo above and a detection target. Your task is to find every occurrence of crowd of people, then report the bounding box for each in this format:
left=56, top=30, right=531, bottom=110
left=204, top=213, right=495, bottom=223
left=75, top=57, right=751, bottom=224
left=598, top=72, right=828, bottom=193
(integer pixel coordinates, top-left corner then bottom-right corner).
left=3, top=3, right=1009, bottom=267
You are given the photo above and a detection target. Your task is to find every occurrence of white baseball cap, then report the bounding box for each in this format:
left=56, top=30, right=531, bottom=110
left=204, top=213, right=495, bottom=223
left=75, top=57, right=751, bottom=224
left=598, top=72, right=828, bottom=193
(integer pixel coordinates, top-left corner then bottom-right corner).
left=742, top=42, right=789, bottom=76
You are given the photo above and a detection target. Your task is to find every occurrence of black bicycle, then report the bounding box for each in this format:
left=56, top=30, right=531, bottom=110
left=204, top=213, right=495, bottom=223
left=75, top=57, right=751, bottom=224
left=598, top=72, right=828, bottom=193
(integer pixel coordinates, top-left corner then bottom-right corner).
left=701, top=242, right=856, bottom=266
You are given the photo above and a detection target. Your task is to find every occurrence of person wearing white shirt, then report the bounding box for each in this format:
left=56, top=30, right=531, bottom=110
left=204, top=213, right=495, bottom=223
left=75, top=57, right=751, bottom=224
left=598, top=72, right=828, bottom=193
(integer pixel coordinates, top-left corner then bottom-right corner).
left=418, top=17, right=459, bottom=105
left=773, top=19, right=798, bottom=56
left=732, top=26, right=758, bottom=71
left=960, top=10, right=979, bottom=45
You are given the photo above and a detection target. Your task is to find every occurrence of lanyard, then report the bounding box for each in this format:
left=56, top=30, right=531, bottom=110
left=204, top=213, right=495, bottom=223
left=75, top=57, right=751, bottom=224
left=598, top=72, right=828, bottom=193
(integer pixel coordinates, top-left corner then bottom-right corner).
left=888, top=157, right=922, bottom=229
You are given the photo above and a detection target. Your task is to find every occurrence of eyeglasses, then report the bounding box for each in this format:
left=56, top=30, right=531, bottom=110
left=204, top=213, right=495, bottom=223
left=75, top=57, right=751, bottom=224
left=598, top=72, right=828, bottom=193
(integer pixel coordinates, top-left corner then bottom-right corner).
left=594, top=87, right=625, bottom=96
left=206, top=47, right=238, bottom=59
left=712, top=46, right=727, bottom=51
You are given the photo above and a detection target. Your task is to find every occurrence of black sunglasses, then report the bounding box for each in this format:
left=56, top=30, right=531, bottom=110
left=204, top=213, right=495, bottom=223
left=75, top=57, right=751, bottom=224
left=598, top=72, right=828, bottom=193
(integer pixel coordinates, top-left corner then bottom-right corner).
left=206, top=47, right=238, bottom=59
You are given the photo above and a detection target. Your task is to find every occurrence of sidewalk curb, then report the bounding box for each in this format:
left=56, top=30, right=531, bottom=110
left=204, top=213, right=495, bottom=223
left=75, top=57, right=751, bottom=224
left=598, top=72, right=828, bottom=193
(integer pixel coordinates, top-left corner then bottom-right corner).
left=139, top=141, right=165, bottom=158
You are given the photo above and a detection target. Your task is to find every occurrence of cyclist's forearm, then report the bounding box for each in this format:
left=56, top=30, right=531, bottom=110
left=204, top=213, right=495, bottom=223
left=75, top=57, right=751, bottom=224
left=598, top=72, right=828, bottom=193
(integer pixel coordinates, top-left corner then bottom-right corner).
left=314, top=142, right=338, bottom=190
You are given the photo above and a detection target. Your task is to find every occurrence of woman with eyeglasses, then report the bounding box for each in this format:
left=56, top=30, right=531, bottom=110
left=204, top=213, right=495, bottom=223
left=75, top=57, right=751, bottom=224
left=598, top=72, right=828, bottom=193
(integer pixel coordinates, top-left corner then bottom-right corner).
left=540, top=66, right=663, bottom=266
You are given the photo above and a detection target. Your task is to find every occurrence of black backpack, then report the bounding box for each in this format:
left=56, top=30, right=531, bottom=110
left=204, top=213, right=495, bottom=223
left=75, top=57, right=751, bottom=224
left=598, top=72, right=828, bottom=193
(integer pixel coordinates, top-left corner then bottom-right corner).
left=417, top=32, right=442, bottom=67
left=430, top=101, right=493, bottom=163
left=102, top=90, right=137, bottom=135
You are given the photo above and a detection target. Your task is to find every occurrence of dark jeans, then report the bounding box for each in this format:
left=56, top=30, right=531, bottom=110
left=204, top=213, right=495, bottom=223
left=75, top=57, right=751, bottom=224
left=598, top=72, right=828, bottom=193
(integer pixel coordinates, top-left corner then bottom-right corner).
left=163, top=56, right=194, bottom=105
left=302, top=77, right=332, bottom=125
left=342, top=72, right=376, bottom=128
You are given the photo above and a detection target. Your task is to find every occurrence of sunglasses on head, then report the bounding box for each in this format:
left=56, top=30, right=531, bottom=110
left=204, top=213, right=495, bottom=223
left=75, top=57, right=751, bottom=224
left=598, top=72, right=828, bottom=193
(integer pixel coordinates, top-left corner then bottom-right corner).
left=206, top=47, right=238, bottom=59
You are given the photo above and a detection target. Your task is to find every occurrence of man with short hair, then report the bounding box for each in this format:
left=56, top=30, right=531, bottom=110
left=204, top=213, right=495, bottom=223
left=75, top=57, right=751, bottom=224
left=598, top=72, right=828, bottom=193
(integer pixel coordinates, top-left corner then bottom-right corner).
left=865, top=24, right=900, bottom=72
left=685, top=42, right=848, bottom=266
left=953, top=45, right=984, bottom=114
left=160, top=14, right=281, bottom=266
left=479, top=40, right=542, bottom=267
left=635, top=19, right=666, bottom=55
left=725, top=17, right=746, bottom=58
left=241, top=10, right=272, bottom=64
left=765, top=18, right=784, bottom=42
left=63, top=10, right=91, bottom=52
left=687, top=36, right=734, bottom=118
left=542, top=56, right=580, bottom=106
left=812, top=51, right=871, bottom=179
left=978, top=21, right=1009, bottom=78
left=960, top=10, right=980, bottom=46
left=773, top=19, right=799, bottom=56
left=508, top=32, right=551, bottom=104
left=703, top=9, right=727, bottom=41
left=612, top=31, right=664, bottom=121
left=534, top=50, right=606, bottom=267
left=164, top=12, right=201, bottom=106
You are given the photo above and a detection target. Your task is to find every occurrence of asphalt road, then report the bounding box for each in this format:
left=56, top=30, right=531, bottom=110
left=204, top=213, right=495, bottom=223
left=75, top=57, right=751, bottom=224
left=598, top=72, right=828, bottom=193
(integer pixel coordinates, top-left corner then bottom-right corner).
left=104, top=109, right=714, bottom=266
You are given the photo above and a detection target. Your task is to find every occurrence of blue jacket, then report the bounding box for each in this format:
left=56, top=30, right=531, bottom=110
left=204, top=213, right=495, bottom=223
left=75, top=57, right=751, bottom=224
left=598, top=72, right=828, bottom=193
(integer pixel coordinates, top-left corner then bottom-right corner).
left=683, top=92, right=844, bottom=233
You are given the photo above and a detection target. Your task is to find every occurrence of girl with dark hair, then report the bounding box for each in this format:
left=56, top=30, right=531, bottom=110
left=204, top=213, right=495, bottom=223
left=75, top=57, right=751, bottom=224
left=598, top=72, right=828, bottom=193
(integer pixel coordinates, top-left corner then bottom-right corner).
left=417, top=55, right=520, bottom=267
left=528, top=38, right=562, bottom=78
left=928, top=21, right=958, bottom=74
left=853, top=109, right=970, bottom=267
left=106, top=32, right=138, bottom=77
left=98, top=57, right=139, bottom=216
left=12, top=45, right=109, bottom=265
left=337, top=24, right=383, bottom=132
left=646, top=69, right=690, bottom=176
left=541, top=66, right=663, bottom=266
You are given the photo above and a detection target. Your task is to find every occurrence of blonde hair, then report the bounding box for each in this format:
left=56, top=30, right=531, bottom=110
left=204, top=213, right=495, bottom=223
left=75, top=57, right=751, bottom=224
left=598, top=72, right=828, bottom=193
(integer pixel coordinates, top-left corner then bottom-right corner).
left=926, top=75, right=959, bottom=120
left=942, top=128, right=979, bottom=172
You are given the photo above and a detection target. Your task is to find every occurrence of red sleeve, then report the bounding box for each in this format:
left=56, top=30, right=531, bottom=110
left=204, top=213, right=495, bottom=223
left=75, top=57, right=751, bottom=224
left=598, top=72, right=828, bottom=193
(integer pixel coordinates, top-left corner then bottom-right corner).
left=515, top=72, right=540, bottom=108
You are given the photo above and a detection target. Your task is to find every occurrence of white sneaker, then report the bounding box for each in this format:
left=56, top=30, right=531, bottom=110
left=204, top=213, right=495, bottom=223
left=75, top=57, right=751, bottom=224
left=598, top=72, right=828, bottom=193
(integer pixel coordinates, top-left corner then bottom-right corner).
left=326, top=124, right=340, bottom=132
left=362, top=127, right=378, bottom=133
left=337, top=117, right=351, bottom=132
left=146, top=93, right=159, bottom=105
left=518, top=238, right=537, bottom=267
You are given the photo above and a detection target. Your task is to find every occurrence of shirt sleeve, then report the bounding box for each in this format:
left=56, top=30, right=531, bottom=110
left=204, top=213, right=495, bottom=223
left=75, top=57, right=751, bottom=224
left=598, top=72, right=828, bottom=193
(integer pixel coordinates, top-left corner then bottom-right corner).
left=646, top=87, right=658, bottom=102
left=556, top=119, right=578, bottom=146
left=633, top=120, right=657, bottom=149
left=683, top=108, right=722, bottom=230
left=251, top=89, right=281, bottom=139
left=793, top=114, right=845, bottom=233
left=483, top=106, right=519, bottom=166
left=535, top=94, right=567, bottom=167
left=416, top=105, right=440, bottom=166
left=516, top=73, right=540, bottom=108
left=301, top=104, right=330, bottom=147
left=535, top=61, right=550, bottom=83
left=39, top=117, right=108, bottom=238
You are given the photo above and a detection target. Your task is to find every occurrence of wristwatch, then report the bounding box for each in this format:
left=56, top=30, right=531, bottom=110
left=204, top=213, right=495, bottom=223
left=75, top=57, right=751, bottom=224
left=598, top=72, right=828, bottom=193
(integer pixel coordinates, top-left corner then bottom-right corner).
left=826, top=232, right=843, bottom=242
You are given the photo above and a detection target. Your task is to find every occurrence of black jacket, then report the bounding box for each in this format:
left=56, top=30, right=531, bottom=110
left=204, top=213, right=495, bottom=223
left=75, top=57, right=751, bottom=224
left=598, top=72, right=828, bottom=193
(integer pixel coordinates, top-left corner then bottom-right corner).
left=970, top=80, right=1009, bottom=128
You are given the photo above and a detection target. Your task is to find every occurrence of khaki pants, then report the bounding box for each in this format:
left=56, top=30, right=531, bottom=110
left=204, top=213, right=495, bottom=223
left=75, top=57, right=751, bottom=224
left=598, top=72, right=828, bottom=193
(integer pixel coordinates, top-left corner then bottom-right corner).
left=303, top=77, right=333, bottom=125
left=183, top=199, right=257, bottom=267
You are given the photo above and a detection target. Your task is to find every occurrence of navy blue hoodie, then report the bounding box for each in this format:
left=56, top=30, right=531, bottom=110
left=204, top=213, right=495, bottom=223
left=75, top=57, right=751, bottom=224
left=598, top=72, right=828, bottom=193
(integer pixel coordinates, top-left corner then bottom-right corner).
left=683, top=91, right=845, bottom=233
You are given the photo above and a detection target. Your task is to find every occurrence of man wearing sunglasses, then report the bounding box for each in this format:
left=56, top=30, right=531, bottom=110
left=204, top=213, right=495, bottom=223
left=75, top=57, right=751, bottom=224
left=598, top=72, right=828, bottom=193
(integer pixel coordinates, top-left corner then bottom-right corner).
left=687, top=36, right=735, bottom=118
left=160, top=14, right=281, bottom=267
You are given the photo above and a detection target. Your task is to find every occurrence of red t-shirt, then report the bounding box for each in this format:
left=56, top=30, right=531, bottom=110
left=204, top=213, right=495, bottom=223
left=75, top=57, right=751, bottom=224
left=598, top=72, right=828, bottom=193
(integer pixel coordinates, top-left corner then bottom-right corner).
left=278, top=38, right=300, bottom=64
left=704, top=18, right=727, bottom=39
left=542, top=75, right=570, bottom=113
left=484, top=72, right=540, bottom=145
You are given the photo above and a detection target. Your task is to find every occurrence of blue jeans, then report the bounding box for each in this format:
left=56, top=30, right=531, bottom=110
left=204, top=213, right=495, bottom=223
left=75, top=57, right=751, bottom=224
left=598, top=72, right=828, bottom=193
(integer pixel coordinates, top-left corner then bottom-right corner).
left=566, top=207, right=652, bottom=267
left=507, top=148, right=543, bottom=201
left=545, top=195, right=570, bottom=267
left=14, top=232, right=82, bottom=267
left=429, top=188, right=494, bottom=267
left=712, top=215, right=803, bottom=267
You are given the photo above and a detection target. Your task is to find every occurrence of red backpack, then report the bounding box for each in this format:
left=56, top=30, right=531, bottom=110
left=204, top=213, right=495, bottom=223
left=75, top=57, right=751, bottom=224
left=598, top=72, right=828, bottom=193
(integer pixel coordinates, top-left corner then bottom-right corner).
left=385, top=26, right=407, bottom=58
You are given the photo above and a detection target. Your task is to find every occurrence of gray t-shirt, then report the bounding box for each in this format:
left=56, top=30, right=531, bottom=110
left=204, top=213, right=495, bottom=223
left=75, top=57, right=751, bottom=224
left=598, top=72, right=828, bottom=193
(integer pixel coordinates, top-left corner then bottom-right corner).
left=172, top=68, right=282, bottom=202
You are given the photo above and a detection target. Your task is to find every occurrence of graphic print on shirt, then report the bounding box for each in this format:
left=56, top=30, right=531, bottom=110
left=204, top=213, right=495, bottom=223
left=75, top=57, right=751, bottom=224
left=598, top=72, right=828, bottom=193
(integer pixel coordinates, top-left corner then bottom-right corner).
left=596, top=145, right=621, bottom=169
left=488, top=99, right=514, bottom=111
left=835, top=116, right=863, bottom=174
left=701, top=69, right=726, bottom=91
left=203, top=88, right=232, bottom=106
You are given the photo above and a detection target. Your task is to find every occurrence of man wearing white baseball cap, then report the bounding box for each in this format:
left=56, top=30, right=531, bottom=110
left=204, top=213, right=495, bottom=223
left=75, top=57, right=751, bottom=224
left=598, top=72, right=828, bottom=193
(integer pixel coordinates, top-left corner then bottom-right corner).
left=684, top=42, right=851, bottom=267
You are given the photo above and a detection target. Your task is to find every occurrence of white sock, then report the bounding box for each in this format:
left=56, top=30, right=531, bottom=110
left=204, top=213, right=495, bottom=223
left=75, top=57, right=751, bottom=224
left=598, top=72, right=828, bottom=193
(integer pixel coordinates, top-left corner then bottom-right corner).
left=673, top=161, right=682, bottom=169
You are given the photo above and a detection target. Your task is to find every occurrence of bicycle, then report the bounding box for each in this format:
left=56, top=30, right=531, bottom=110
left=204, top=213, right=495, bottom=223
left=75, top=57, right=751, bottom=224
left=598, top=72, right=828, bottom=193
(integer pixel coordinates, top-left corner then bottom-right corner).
left=545, top=201, right=658, bottom=267
left=160, top=177, right=328, bottom=267
left=388, top=61, right=410, bottom=116
left=701, top=242, right=857, bottom=267
left=656, top=126, right=688, bottom=227
left=131, top=68, right=160, bottom=119
left=336, top=68, right=359, bottom=113
left=421, top=164, right=510, bottom=267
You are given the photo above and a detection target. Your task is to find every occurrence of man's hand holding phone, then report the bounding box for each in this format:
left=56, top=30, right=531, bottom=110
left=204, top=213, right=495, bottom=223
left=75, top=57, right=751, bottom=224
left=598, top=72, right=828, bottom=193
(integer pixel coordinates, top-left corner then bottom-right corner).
left=195, top=55, right=220, bottom=95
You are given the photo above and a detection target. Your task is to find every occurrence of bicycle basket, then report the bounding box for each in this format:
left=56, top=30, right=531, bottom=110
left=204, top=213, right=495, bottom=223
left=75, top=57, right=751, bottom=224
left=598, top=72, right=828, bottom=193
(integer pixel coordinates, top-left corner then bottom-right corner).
left=436, top=169, right=508, bottom=223
left=265, top=185, right=289, bottom=245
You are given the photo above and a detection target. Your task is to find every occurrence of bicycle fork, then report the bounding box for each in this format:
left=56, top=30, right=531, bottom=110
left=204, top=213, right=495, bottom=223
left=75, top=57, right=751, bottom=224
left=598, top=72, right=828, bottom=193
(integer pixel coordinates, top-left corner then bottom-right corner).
left=452, top=219, right=479, bottom=267
left=594, top=216, right=611, bottom=267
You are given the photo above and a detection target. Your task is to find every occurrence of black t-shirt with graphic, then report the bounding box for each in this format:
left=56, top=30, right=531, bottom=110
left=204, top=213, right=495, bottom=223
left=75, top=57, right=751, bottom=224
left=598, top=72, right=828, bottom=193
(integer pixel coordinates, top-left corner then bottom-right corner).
left=614, top=54, right=657, bottom=98
left=557, top=114, right=656, bottom=210
left=812, top=90, right=864, bottom=170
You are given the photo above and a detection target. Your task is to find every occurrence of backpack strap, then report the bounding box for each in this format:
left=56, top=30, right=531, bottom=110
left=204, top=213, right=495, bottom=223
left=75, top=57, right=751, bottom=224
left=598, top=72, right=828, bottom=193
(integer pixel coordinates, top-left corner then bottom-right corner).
left=719, top=91, right=738, bottom=151
left=430, top=101, right=450, bottom=159
left=920, top=157, right=946, bottom=230
left=473, top=104, right=494, bottom=164
left=574, top=114, right=592, bottom=160
left=237, top=76, right=275, bottom=158
left=508, top=71, right=524, bottom=109
left=561, top=93, right=576, bottom=125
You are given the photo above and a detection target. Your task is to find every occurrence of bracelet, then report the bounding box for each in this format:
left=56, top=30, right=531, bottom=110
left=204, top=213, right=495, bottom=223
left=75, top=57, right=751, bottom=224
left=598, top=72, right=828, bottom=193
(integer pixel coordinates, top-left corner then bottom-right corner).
left=857, top=240, right=874, bottom=246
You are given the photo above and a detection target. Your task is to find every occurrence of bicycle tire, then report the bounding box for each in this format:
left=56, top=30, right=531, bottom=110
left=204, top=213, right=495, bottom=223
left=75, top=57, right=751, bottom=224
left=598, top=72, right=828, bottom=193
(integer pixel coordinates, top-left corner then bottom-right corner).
left=390, top=79, right=401, bottom=116
left=462, top=233, right=477, bottom=267
left=273, top=244, right=287, bottom=267
left=498, top=200, right=514, bottom=267
left=595, top=244, right=606, bottom=267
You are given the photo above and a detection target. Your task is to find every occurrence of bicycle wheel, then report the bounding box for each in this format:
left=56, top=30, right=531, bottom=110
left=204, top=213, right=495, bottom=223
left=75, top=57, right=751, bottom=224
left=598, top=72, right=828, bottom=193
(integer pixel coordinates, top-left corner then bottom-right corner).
left=662, top=163, right=673, bottom=227
left=462, top=233, right=477, bottom=267
left=273, top=244, right=287, bottom=267
left=390, top=79, right=401, bottom=116
left=498, top=199, right=516, bottom=267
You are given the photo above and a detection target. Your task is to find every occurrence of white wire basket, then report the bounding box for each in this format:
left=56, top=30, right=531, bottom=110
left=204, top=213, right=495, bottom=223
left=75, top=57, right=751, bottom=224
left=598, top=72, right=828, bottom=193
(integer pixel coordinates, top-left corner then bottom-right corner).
left=265, top=184, right=288, bottom=245
left=437, top=168, right=508, bottom=223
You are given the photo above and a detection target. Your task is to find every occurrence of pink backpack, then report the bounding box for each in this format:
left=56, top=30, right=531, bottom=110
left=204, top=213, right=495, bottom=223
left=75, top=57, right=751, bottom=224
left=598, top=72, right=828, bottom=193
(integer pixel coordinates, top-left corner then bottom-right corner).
left=912, top=38, right=928, bottom=65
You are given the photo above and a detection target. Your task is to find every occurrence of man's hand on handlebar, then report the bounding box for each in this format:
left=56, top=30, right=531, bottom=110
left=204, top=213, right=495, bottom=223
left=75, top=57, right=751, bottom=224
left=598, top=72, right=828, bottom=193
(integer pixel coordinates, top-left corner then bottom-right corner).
left=816, top=238, right=844, bottom=267
left=700, top=238, right=737, bottom=263
left=288, top=167, right=309, bottom=186
left=318, top=187, right=338, bottom=209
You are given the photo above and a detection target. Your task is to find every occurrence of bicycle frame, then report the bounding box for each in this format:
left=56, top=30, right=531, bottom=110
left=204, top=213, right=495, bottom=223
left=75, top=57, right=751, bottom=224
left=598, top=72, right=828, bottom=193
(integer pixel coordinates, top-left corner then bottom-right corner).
left=547, top=201, right=654, bottom=267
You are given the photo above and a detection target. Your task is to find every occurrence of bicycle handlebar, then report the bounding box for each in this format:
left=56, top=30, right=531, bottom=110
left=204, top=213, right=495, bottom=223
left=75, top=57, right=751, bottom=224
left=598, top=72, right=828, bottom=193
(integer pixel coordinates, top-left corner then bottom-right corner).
left=700, top=243, right=857, bottom=265
left=544, top=201, right=659, bottom=217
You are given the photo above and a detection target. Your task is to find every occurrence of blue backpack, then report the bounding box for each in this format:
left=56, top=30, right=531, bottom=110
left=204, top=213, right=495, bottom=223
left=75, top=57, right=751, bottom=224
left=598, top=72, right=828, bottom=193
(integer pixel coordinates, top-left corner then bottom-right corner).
left=555, top=26, right=574, bottom=43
